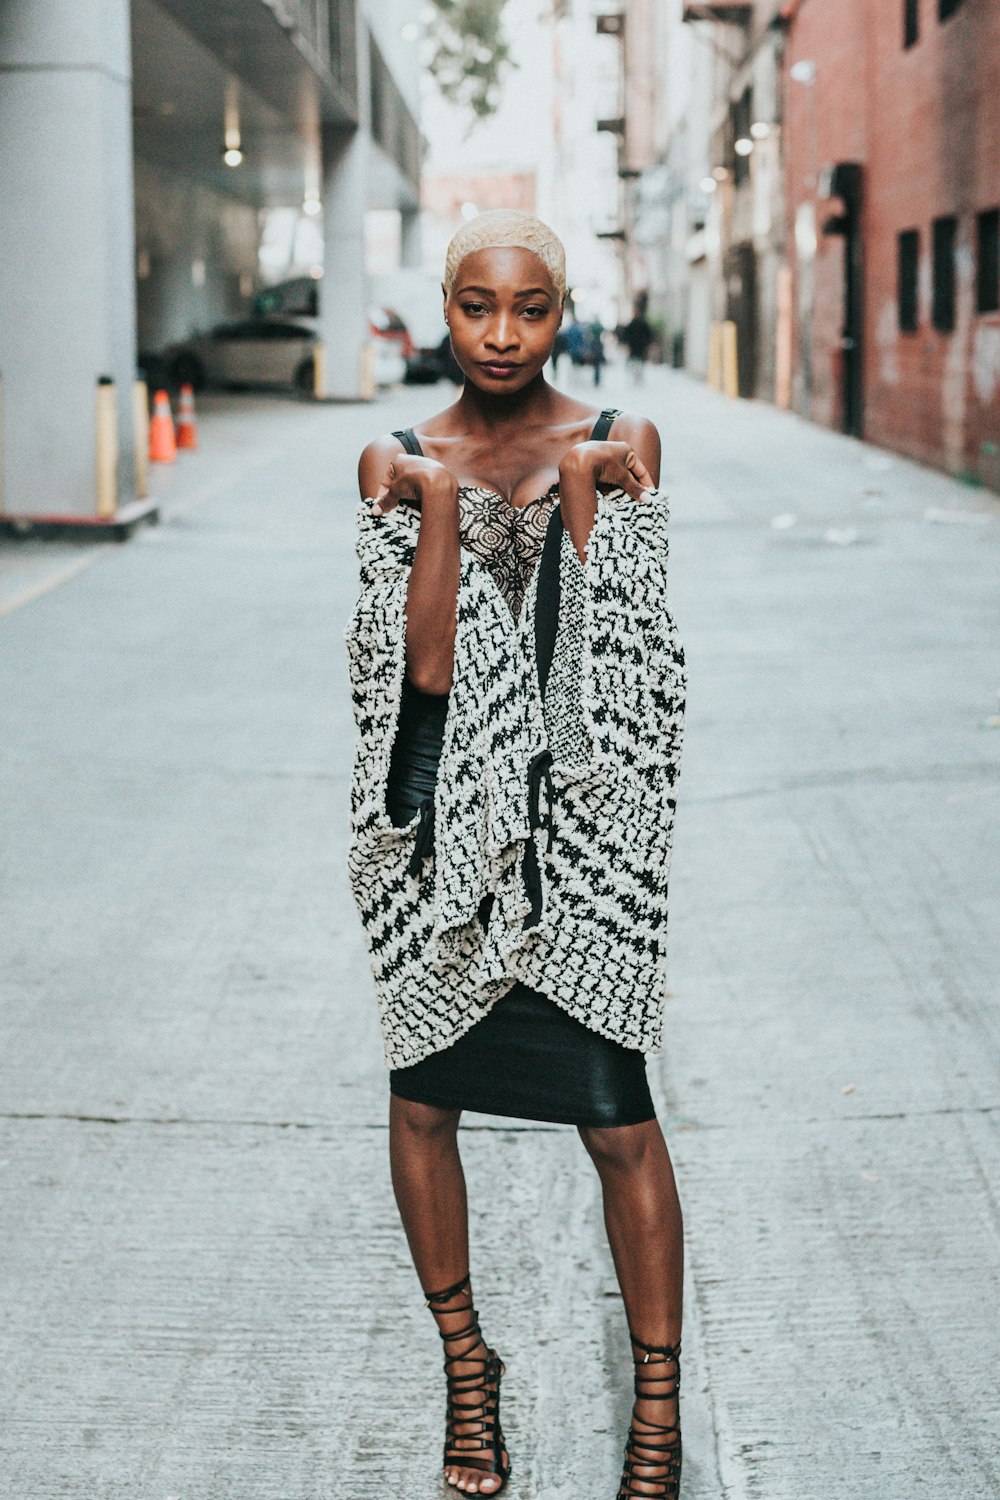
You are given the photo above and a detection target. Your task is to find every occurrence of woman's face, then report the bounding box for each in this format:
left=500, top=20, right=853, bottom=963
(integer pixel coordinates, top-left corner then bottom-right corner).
left=444, top=247, right=562, bottom=393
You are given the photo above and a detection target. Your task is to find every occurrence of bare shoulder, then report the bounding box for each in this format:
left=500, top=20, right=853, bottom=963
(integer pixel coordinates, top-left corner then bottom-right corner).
left=608, top=410, right=660, bottom=446
left=358, top=432, right=406, bottom=499
left=609, top=411, right=662, bottom=481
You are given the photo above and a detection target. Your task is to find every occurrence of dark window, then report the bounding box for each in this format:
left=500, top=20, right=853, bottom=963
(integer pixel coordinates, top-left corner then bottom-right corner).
left=940, top=0, right=964, bottom=17
left=977, top=208, right=1000, bottom=314
left=932, top=216, right=957, bottom=331
left=904, top=0, right=919, bottom=45
left=729, top=87, right=753, bottom=186
left=257, top=322, right=312, bottom=341
left=898, top=230, right=920, bottom=331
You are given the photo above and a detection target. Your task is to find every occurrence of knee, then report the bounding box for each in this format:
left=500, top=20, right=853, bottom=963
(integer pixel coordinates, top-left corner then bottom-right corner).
left=578, top=1118, right=662, bottom=1176
left=390, top=1093, right=461, bottom=1146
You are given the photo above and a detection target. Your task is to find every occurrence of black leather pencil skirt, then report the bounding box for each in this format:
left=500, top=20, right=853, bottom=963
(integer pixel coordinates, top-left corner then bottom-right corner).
left=386, top=680, right=656, bottom=1128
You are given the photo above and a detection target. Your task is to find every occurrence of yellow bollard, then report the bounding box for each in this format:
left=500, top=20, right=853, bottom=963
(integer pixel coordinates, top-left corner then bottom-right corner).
left=96, top=375, right=118, bottom=517
left=312, top=341, right=327, bottom=399
left=721, top=320, right=740, bottom=399
left=707, top=322, right=722, bottom=391
left=133, top=378, right=150, bottom=498
left=360, top=341, right=376, bottom=401
left=775, top=265, right=793, bottom=411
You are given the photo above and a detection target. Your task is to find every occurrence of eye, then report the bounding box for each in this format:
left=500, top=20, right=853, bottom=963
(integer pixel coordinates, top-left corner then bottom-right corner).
left=461, top=301, right=487, bottom=316
left=523, top=305, right=549, bottom=319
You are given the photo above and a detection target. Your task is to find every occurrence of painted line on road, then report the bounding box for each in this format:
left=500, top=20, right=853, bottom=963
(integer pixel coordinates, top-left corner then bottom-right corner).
left=0, top=550, right=105, bottom=619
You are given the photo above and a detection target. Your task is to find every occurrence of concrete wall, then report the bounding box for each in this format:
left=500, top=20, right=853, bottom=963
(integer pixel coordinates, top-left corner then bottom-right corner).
left=363, top=0, right=421, bottom=118
left=134, top=160, right=259, bottom=354
left=0, top=0, right=137, bottom=517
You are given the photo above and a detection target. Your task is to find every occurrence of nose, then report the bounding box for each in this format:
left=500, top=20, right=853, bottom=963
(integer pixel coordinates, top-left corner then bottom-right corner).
left=485, top=314, right=518, bottom=354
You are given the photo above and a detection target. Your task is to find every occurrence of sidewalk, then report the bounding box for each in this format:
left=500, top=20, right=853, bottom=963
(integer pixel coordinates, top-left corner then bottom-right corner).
left=1, top=368, right=998, bottom=1499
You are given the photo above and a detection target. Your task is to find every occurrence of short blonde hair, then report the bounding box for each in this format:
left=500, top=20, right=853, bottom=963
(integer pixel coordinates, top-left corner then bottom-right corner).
left=444, top=209, right=567, bottom=303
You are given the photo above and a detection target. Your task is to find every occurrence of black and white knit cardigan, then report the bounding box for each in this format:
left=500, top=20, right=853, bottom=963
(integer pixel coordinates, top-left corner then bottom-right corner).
left=345, top=491, right=685, bottom=1069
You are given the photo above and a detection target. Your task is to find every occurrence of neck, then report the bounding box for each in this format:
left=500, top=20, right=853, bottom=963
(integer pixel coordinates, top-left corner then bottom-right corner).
left=456, top=371, right=556, bottom=431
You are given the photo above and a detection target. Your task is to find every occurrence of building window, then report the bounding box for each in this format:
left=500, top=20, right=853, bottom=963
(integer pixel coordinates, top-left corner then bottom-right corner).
left=939, top=0, right=964, bottom=18
left=978, top=208, right=1000, bottom=314
left=729, top=87, right=753, bottom=186
left=904, top=0, right=919, bottom=46
left=898, top=230, right=920, bottom=331
left=932, top=216, right=957, bottom=331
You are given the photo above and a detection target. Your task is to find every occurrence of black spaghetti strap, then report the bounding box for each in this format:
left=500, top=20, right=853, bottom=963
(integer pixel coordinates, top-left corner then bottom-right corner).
left=590, top=407, right=622, bottom=442
left=534, top=508, right=564, bottom=701
left=391, top=428, right=425, bottom=456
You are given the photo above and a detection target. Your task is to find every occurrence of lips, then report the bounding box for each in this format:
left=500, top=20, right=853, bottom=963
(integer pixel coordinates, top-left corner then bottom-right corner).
left=479, top=361, right=521, bottom=378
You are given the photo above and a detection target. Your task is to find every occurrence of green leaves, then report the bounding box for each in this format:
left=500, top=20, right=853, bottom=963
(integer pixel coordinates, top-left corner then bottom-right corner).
left=425, top=0, right=517, bottom=122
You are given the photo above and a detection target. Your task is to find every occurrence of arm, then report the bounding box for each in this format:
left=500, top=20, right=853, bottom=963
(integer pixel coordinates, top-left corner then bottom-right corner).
left=558, top=414, right=662, bottom=562
left=358, top=437, right=461, bottom=695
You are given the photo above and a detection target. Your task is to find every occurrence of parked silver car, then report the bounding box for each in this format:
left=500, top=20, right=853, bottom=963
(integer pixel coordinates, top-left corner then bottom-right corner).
left=166, top=319, right=317, bottom=392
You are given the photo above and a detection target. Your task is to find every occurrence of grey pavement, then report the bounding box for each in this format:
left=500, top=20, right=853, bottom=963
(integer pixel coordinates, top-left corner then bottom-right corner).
left=1, top=368, right=999, bottom=1499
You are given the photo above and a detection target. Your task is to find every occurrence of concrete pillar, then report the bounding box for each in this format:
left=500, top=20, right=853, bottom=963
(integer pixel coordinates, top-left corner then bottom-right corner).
left=318, top=13, right=372, bottom=401
left=0, top=0, right=138, bottom=518
left=400, top=208, right=423, bottom=269
left=319, top=124, right=372, bottom=400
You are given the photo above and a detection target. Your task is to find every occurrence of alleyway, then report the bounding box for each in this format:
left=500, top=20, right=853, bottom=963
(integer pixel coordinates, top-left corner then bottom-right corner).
left=2, top=369, right=999, bottom=1499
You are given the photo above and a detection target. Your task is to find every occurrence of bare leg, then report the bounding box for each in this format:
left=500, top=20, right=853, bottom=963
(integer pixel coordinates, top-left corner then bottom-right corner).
left=579, top=1119, right=684, bottom=1496
left=389, top=1095, right=508, bottom=1495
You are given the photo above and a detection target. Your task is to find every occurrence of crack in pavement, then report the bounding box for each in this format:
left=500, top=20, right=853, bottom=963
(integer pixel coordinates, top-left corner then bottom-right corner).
left=686, top=758, right=1000, bottom=805
left=2, top=1101, right=997, bottom=1133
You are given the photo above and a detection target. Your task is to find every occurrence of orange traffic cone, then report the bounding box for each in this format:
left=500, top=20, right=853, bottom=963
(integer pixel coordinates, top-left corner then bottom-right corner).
left=176, top=382, right=198, bottom=451
left=149, top=389, right=177, bottom=463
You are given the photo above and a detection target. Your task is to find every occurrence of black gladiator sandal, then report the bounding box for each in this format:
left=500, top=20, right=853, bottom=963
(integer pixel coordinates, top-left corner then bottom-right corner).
left=617, top=1333, right=682, bottom=1499
left=423, top=1274, right=511, bottom=1495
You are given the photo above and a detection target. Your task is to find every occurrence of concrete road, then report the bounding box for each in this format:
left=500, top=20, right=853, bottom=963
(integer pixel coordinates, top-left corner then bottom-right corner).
left=1, top=370, right=999, bottom=1499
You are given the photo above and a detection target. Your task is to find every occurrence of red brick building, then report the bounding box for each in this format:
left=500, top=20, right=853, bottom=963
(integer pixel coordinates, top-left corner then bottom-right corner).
left=783, top=0, right=1000, bottom=487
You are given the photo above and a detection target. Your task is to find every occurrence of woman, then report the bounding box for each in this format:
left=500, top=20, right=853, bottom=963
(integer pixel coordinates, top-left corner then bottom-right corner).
left=348, top=211, right=686, bottom=1498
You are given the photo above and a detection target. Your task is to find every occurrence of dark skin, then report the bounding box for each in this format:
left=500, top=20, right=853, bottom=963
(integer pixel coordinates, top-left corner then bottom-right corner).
left=357, top=248, right=683, bottom=1496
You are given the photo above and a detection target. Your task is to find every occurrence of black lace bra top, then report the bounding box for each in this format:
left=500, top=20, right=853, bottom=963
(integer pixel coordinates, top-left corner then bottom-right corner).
left=390, top=408, right=621, bottom=619
left=456, top=485, right=558, bottom=618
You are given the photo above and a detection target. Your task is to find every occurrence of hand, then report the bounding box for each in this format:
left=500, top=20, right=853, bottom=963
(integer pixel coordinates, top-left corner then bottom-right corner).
left=559, top=440, right=657, bottom=502
left=367, top=456, right=458, bottom=516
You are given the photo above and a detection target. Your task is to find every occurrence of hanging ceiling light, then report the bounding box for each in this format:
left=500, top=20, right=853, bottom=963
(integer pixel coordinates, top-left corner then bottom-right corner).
left=223, top=77, right=242, bottom=166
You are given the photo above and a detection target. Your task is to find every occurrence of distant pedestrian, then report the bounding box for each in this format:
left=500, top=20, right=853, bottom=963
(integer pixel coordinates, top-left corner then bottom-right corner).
left=352, top=209, right=686, bottom=1500
left=587, top=319, right=607, bottom=387
left=564, top=317, right=588, bottom=371
left=621, top=298, right=654, bottom=384
left=550, top=325, right=567, bottom=378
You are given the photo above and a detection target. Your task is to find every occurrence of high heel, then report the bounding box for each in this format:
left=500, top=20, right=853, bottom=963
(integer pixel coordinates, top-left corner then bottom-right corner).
left=617, top=1331, right=682, bottom=1499
left=424, top=1273, right=511, bottom=1495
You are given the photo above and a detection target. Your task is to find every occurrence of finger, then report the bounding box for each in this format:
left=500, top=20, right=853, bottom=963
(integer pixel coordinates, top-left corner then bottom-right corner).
left=373, top=462, right=396, bottom=502
left=625, top=450, right=655, bottom=490
left=371, top=494, right=400, bottom=515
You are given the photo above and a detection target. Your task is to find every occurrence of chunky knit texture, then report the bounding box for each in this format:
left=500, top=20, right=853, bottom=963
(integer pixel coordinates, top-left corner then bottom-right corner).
left=345, top=491, right=685, bottom=1069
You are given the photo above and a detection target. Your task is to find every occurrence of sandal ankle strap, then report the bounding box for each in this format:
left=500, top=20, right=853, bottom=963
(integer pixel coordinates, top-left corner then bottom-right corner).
left=423, top=1272, right=472, bottom=1307
left=630, top=1329, right=681, bottom=1363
